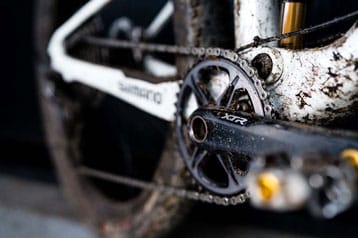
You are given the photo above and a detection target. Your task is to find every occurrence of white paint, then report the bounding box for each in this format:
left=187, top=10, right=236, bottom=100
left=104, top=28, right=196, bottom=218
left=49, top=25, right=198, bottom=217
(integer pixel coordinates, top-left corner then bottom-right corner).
left=241, top=26, right=358, bottom=123
left=144, top=56, right=177, bottom=77
left=48, top=0, right=358, bottom=123
left=108, top=17, right=133, bottom=38
left=234, top=0, right=280, bottom=47
left=274, top=27, right=358, bottom=123
left=144, top=1, right=174, bottom=39
left=48, top=0, right=180, bottom=121
left=207, top=72, right=230, bottom=101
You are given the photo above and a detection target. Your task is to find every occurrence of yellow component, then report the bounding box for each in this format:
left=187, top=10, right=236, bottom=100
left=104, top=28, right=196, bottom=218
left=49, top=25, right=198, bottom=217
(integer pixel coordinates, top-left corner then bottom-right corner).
left=257, top=172, right=281, bottom=202
left=280, top=1, right=306, bottom=49
left=341, top=149, right=358, bottom=168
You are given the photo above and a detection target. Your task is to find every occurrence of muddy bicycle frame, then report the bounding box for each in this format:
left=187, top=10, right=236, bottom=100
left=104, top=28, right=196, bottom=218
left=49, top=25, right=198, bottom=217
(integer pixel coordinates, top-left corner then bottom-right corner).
left=48, top=0, right=358, bottom=123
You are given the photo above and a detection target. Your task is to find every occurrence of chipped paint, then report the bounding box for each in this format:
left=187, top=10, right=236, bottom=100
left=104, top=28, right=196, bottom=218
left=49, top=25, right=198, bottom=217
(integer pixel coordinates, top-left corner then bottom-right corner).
left=241, top=25, right=358, bottom=124
left=234, top=0, right=280, bottom=48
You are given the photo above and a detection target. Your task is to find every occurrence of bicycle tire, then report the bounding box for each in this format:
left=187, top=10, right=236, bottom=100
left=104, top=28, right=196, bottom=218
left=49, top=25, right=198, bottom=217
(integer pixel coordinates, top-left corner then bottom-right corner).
left=34, top=0, right=235, bottom=237
left=34, top=1, right=188, bottom=238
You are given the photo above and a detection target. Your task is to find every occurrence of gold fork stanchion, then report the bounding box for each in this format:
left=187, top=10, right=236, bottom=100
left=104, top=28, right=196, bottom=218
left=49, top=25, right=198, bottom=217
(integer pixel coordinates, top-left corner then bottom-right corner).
left=280, top=0, right=307, bottom=49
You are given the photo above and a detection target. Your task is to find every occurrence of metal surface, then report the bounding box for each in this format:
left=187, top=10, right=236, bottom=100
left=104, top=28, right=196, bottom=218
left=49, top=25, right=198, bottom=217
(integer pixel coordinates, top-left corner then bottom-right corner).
left=187, top=107, right=358, bottom=158
left=186, top=107, right=358, bottom=158
left=234, top=0, right=280, bottom=48
left=342, top=149, right=358, bottom=168
left=279, top=0, right=306, bottom=49
left=247, top=168, right=310, bottom=210
left=48, top=0, right=358, bottom=124
left=184, top=107, right=358, bottom=216
left=236, top=9, right=358, bottom=51
left=144, top=55, right=177, bottom=77
left=78, top=167, right=250, bottom=206
left=47, top=0, right=180, bottom=121
left=241, top=26, right=358, bottom=124
left=247, top=152, right=356, bottom=218
left=45, top=0, right=358, bottom=212
left=175, top=57, right=271, bottom=195
left=144, top=1, right=174, bottom=39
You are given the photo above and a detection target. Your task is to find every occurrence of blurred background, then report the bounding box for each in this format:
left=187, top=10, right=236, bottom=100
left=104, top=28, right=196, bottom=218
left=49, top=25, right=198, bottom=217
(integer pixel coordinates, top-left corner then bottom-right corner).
left=0, top=0, right=49, bottom=170
left=1, top=0, right=358, bottom=237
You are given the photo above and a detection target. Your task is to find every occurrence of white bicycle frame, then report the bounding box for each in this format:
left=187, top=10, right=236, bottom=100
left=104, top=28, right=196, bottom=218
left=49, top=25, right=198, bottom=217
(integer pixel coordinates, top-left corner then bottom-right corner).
left=48, top=0, right=358, bottom=123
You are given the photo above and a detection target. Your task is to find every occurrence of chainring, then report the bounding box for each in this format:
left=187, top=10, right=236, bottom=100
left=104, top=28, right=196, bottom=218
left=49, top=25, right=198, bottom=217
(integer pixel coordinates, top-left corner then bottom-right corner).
left=176, top=56, right=272, bottom=195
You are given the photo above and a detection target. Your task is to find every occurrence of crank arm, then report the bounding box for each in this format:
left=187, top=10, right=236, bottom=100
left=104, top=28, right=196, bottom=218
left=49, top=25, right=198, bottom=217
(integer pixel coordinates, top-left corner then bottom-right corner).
left=188, top=107, right=358, bottom=217
left=188, top=107, right=358, bottom=158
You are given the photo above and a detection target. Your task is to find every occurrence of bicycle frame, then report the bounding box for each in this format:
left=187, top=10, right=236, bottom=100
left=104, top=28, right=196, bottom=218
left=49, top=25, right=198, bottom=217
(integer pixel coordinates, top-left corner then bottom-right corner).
left=48, top=0, right=179, bottom=121
left=48, top=0, right=358, bottom=123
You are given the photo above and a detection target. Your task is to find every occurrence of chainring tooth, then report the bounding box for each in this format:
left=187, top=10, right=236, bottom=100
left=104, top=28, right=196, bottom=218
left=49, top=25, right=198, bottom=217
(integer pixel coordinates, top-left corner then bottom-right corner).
left=175, top=48, right=272, bottom=199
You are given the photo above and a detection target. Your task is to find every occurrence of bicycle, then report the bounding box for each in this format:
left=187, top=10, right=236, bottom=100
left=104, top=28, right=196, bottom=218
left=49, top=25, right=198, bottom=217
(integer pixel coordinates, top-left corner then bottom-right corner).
left=34, top=0, right=358, bottom=237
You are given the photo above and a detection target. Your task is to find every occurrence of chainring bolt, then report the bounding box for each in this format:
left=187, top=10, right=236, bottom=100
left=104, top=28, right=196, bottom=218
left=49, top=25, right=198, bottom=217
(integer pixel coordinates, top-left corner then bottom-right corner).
left=252, top=53, right=273, bottom=82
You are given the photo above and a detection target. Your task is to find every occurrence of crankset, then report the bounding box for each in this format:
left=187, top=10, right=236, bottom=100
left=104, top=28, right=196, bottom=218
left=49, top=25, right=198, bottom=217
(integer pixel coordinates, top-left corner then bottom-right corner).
left=175, top=55, right=358, bottom=217
left=48, top=0, right=358, bottom=219
left=187, top=107, right=358, bottom=159
left=188, top=107, right=358, bottom=218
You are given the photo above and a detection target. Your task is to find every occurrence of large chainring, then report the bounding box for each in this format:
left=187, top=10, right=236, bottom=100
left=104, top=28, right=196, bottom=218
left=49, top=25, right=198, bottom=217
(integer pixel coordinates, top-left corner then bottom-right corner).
left=176, top=56, right=272, bottom=195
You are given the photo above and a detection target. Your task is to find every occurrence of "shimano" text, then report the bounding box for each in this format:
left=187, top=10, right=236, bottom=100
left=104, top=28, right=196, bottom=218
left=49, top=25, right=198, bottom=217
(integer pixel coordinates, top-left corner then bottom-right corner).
left=119, top=83, right=162, bottom=104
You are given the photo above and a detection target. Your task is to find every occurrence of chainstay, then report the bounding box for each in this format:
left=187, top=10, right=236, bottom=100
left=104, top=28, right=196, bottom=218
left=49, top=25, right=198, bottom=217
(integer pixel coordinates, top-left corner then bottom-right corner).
left=79, top=166, right=250, bottom=206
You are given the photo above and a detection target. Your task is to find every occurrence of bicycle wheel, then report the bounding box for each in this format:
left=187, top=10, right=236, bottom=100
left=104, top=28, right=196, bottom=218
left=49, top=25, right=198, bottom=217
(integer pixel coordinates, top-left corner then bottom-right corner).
left=34, top=0, right=232, bottom=237
left=35, top=1, right=186, bottom=238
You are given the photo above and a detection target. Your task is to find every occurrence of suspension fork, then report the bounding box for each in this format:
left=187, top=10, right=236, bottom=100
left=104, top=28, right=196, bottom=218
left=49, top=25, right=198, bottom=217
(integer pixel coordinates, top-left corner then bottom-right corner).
left=280, top=0, right=307, bottom=49
left=234, top=0, right=307, bottom=49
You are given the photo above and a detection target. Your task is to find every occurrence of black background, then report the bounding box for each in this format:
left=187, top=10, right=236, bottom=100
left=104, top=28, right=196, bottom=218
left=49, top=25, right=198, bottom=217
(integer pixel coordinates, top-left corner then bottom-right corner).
left=1, top=0, right=42, bottom=144
left=0, top=0, right=50, bottom=174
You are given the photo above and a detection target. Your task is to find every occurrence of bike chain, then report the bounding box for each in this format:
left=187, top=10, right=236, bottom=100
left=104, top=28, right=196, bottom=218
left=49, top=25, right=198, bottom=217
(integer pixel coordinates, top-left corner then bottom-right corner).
left=78, top=36, right=275, bottom=206
left=79, top=166, right=249, bottom=206
left=85, top=36, right=272, bottom=114
left=63, top=6, right=358, bottom=207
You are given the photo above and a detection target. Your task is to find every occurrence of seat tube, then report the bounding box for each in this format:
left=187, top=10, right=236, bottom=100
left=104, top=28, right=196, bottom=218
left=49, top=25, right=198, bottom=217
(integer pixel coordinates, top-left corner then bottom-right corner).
left=234, top=0, right=280, bottom=48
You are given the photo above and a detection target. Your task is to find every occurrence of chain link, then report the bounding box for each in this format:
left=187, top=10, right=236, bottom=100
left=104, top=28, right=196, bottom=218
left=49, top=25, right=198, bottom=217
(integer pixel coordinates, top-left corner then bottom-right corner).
left=59, top=0, right=358, bottom=210
left=236, top=9, right=358, bottom=51
left=81, top=33, right=274, bottom=206
left=85, top=37, right=238, bottom=60
left=79, top=166, right=250, bottom=206
left=84, top=36, right=272, bottom=115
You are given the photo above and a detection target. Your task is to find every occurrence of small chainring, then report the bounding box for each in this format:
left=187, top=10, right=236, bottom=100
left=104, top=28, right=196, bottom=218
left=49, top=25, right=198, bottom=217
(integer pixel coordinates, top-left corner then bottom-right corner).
left=176, top=57, right=271, bottom=195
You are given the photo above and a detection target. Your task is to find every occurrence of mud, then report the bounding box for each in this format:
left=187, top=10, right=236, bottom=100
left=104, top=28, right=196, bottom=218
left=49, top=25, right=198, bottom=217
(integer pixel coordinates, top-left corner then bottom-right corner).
left=295, top=91, right=311, bottom=109
left=252, top=53, right=273, bottom=80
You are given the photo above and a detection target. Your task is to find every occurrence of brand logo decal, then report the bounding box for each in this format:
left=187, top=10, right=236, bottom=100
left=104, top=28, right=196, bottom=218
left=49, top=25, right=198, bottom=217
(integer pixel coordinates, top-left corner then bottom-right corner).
left=119, top=83, right=162, bottom=104
left=220, top=113, right=248, bottom=126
